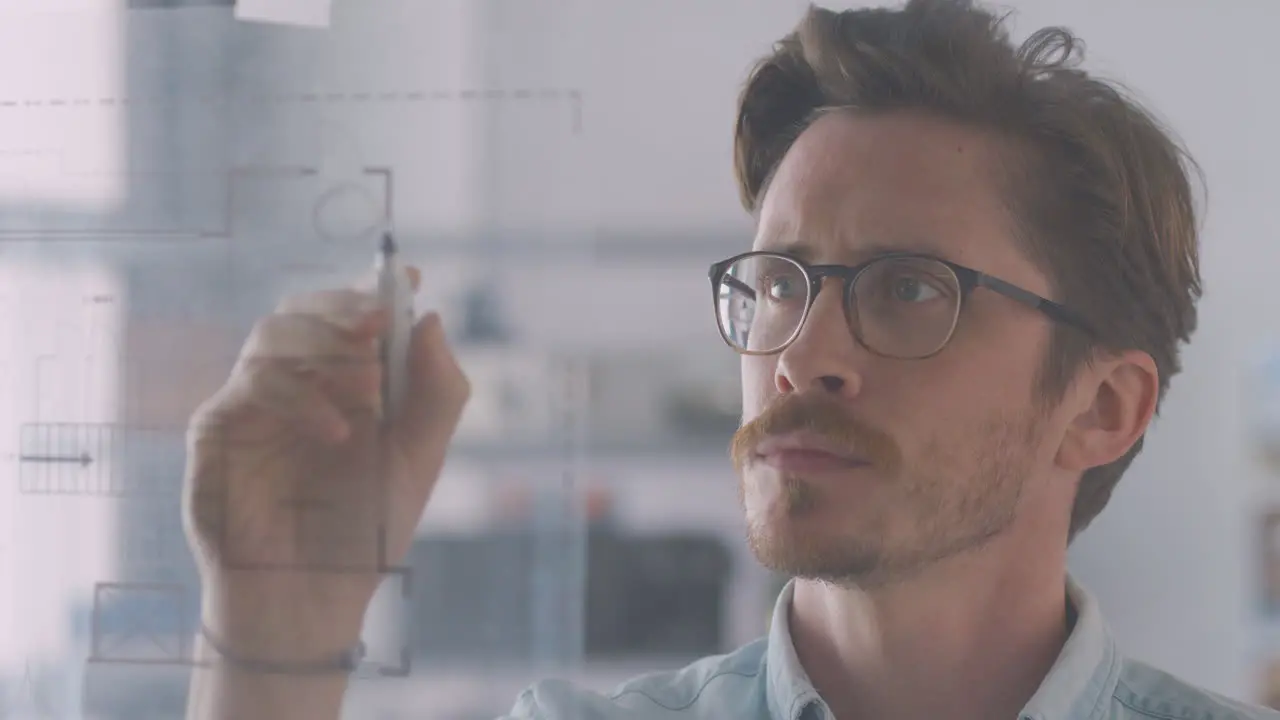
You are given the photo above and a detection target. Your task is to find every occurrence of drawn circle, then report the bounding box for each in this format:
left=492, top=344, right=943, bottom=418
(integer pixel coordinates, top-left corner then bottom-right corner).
left=312, top=182, right=384, bottom=243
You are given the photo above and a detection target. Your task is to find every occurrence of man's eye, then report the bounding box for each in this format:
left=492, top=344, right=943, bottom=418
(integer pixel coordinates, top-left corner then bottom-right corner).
left=764, top=275, right=801, bottom=300
left=890, top=275, right=943, bottom=303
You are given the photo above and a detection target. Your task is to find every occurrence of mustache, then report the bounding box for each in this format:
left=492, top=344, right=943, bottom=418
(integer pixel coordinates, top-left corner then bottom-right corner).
left=730, top=393, right=901, bottom=473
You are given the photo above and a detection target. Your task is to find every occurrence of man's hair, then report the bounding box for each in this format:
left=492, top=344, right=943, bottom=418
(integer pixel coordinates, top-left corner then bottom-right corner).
left=733, top=0, right=1203, bottom=540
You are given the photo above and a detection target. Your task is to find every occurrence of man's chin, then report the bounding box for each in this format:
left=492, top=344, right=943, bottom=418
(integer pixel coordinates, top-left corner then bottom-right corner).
left=745, top=526, right=886, bottom=583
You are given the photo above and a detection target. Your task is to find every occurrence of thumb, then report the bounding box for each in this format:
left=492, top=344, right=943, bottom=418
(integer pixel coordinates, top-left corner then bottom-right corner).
left=392, top=311, right=471, bottom=450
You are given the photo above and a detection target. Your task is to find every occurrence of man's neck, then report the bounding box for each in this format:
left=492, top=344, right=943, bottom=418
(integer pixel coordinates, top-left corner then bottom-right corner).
left=788, top=541, right=1070, bottom=720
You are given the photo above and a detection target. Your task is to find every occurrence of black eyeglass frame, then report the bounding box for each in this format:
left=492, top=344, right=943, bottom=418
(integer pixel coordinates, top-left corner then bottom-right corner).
left=708, top=250, right=1096, bottom=359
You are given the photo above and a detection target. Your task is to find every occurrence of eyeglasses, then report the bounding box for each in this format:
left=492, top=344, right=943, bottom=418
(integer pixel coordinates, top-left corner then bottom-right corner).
left=709, top=251, right=1095, bottom=359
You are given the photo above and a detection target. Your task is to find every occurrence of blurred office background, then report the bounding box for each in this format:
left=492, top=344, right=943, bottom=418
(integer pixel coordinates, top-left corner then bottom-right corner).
left=0, top=0, right=1277, bottom=717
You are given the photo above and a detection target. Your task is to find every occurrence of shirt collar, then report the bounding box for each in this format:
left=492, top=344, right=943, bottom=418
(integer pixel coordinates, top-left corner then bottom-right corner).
left=1019, top=575, right=1122, bottom=720
left=765, top=579, right=825, bottom=720
left=764, top=574, right=1122, bottom=720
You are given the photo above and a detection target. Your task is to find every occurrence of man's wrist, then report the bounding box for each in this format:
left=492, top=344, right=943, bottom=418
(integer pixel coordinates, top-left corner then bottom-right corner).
left=200, top=575, right=371, bottom=665
left=187, top=629, right=354, bottom=720
left=199, top=621, right=366, bottom=674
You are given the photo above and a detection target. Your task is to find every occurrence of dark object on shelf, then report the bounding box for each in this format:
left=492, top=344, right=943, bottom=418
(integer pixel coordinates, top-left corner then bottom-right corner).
left=457, top=283, right=512, bottom=344
left=583, top=530, right=733, bottom=659
left=408, top=527, right=733, bottom=663
left=663, top=389, right=741, bottom=439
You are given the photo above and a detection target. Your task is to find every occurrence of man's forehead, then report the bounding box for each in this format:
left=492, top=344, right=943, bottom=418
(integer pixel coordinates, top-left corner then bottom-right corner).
left=754, top=111, right=1013, bottom=265
left=757, top=225, right=954, bottom=265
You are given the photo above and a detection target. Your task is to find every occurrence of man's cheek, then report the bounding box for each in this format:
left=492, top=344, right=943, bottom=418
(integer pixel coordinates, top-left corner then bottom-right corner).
left=740, top=357, right=774, bottom=421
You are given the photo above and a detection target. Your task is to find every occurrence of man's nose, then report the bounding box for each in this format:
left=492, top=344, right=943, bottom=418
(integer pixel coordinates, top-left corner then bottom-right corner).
left=774, top=281, right=864, bottom=398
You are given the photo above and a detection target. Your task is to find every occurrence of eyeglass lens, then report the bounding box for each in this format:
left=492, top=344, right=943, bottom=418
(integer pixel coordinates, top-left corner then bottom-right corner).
left=715, top=254, right=963, bottom=358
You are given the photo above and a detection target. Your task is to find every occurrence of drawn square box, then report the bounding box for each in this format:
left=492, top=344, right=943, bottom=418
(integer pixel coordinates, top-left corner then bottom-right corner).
left=1263, top=510, right=1280, bottom=617
left=88, top=582, right=191, bottom=665
left=355, top=566, right=413, bottom=678
left=236, top=0, right=333, bottom=28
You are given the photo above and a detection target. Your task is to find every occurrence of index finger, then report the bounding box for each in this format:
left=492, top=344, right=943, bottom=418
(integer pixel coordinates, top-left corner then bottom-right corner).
left=275, top=288, right=384, bottom=332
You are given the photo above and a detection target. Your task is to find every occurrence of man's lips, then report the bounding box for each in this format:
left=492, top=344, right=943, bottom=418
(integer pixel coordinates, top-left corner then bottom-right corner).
left=752, top=433, right=870, bottom=473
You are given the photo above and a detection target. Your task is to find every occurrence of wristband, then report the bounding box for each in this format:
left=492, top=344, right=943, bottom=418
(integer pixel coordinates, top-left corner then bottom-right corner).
left=199, top=622, right=366, bottom=675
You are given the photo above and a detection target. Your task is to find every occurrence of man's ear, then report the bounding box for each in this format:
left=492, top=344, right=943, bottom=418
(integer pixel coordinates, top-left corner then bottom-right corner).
left=1055, top=350, right=1159, bottom=473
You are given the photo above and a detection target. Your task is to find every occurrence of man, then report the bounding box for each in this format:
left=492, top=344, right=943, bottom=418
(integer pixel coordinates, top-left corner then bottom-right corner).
left=180, top=1, right=1276, bottom=719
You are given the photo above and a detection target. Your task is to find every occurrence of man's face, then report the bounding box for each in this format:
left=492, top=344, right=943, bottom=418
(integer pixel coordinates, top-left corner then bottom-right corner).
left=732, top=111, right=1066, bottom=587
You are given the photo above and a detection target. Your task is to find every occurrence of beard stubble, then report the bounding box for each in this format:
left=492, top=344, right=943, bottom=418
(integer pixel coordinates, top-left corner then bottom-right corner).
left=731, top=392, right=1045, bottom=587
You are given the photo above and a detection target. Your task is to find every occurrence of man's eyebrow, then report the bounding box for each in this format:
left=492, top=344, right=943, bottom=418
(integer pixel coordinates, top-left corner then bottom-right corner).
left=754, top=224, right=806, bottom=257
left=774, top=239, right=816, bottom=261
left=757, top=235, right=953, bottom=264
left=854, top=240, right=950, bottom=260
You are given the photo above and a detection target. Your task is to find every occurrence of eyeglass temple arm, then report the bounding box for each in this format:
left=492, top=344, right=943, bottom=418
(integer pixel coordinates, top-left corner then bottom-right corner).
left=976, top=274, right=1095, bottom=335
left=719, top=275, right=756, bottom=299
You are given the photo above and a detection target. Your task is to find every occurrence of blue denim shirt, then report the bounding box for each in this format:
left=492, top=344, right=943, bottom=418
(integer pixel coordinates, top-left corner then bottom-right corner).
left=508, top=576, right=1278, bottom=719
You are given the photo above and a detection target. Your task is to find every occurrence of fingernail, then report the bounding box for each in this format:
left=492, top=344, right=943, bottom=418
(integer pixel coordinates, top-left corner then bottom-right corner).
left=359, top=308, right=390, bottom=332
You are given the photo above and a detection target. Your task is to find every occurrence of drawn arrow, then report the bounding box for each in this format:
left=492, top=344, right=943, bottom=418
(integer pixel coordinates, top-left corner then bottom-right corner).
left=18, top=451, right=93, bottom=467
